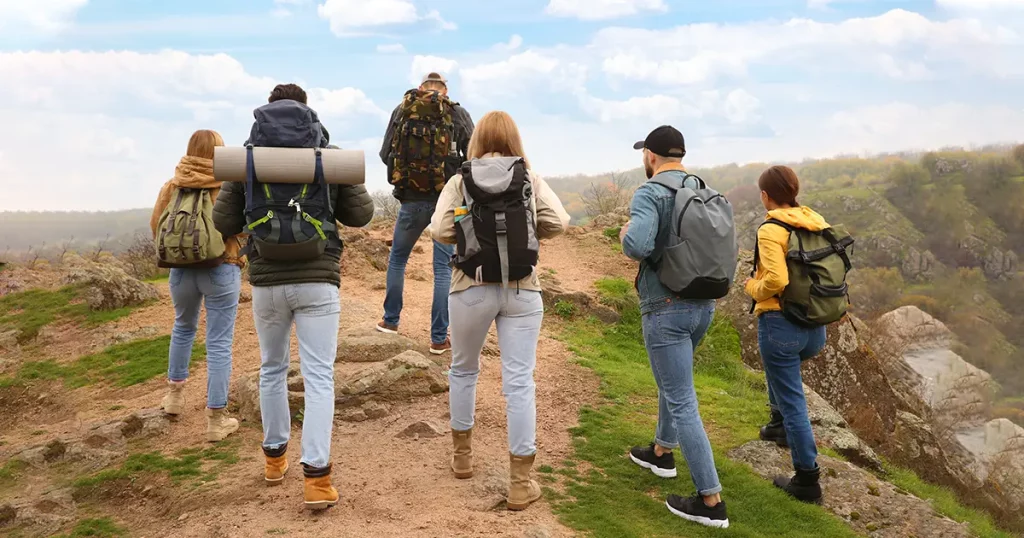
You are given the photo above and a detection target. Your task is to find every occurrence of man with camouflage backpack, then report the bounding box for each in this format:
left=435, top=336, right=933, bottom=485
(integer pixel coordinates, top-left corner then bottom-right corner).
left=377, top=72, right=474, bottom=354
left=213, top=83, right=374, bottom=512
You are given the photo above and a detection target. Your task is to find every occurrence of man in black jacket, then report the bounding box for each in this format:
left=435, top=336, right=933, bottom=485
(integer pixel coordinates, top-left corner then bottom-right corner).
left=213, top=83, right=374, bottom=511
left=377, top=72, right=474, bottom=354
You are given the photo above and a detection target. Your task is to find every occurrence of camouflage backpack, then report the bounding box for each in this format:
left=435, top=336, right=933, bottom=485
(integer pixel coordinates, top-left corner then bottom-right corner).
left=390, top=88, right=456, bottom=194
left=155, top=187, right=226, bottom=268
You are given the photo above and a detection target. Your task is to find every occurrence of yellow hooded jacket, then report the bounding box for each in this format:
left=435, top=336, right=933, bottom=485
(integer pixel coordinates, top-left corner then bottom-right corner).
left=745, top=206, right=829, bottom=316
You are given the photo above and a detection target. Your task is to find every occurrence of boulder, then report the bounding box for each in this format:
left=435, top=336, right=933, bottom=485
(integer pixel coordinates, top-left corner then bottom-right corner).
left=336, top=401, right=390, bottom=423
left=729, top=441, right=971, bottom=538
left=337, top=332, right=420, bottom=363
left=62, top=262, right=159, bottom=311
left=12, top=410, right=168, bottom=468
left=396, top=420, right=447, bottom=439
left=336, top=351, right=449, bottom=407
left=804, top=386, right=882, bottom=472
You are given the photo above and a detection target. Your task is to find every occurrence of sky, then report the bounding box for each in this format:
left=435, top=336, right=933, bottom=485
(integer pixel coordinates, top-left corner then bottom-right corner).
left=0, top=0, right=1022, bottom=211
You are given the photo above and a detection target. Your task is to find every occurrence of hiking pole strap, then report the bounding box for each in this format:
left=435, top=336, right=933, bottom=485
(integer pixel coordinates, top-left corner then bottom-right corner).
left=495, top=211, right=510, bottom=289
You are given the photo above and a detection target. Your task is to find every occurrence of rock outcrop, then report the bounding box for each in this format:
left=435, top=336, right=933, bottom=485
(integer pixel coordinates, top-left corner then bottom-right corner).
left=539, top=273, right=620, bottom=324
left=336, top=331, right=421, bottom=363
left=234, top=350, right=449, bottom=425
left=62, top=262, right=159, bottom=311
left=729, top=441, right=971, bottom=537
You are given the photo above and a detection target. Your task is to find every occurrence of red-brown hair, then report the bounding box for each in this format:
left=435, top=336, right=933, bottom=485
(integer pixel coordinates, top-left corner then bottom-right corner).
left=758, top=165, right=800, bottom=207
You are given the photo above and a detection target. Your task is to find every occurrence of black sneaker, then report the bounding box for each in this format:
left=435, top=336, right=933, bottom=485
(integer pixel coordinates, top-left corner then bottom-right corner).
left=666, top=494, right=729, bottom=529
left=628, top=443, right=677, bottom=478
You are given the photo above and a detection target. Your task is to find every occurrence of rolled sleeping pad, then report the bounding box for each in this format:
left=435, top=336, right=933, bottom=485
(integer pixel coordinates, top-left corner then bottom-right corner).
left=213, top=146, right=365, bottom=185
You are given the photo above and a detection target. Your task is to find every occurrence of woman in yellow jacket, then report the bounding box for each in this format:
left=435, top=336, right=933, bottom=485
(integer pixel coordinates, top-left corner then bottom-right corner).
left=744, top=165, right=829, bottom=504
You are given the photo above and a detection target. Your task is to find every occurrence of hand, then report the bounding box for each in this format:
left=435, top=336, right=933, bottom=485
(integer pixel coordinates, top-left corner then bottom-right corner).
left=619, top=221, right=630, bottom=242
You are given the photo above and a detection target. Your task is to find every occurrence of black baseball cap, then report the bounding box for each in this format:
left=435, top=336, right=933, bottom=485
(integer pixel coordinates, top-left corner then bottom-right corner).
left=633, top=125, right=686, bottom=158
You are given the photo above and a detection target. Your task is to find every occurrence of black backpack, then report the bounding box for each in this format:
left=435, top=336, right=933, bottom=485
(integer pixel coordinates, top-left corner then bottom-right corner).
left=454, top=157, right=539, bottom=287
left=242, top=100, right=338, bottom=261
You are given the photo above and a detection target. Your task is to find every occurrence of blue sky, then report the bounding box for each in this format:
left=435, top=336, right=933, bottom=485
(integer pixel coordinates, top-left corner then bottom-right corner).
left=0, top=0, right=1022, bottom=211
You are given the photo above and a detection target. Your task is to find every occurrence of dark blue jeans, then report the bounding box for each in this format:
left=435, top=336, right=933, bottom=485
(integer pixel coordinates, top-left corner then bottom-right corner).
left=382, top=200, right=454, bottom=344
left=642, top=299, right=722, bottom=495
left=758, top=311, right=827, bottom=472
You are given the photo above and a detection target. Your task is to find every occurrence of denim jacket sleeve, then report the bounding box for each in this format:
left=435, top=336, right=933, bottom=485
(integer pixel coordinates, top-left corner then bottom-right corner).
left=622, top=184, right=660, bottom=262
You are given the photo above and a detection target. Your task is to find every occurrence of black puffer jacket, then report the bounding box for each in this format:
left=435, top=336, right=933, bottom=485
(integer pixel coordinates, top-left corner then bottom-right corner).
left=213, top=100, right=374, bottom=288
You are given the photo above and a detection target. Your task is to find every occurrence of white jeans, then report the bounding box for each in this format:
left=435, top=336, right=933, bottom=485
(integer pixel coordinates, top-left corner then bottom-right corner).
left=252, top=283, right=340, bottom=469
left=448, top=284, right=544, bottom=457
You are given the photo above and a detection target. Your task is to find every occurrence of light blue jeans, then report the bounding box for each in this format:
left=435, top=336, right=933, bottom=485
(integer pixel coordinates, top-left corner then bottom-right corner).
left=383, top=200, right=454, bottom=344
left=448, top=285, right=543, bottom=457
left=252, top=283, right=340, bottom=469
left=167, top=264, right=241, bottom=409
left=643, top=299, right=723, bottom=496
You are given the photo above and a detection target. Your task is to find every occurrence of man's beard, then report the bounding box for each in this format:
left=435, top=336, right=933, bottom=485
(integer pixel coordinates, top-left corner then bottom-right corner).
left=645, top=161, right=654, bottom=179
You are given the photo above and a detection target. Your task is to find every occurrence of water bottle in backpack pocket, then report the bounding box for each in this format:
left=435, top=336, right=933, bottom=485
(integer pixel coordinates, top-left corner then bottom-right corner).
left=453, top=157, right=539, bottom=287
left=648, top=173, right=739, bottom=299
left=242, top=145, right=338, bottom=262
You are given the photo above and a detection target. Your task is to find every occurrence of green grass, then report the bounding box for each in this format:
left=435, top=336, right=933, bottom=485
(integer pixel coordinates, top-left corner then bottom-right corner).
left=0, top=286, right=143, bottom=343
left=73, top=439, right=240, bottom=496
left=548, top=277, right=856, bottom=537
left=0, top=336, right=203, bottom=389
left=55, top=518, right=127, bottom=537
left=0, top=459, right=27, bottom=488
left=552, top=300, right=578, bottom=319
left=885, top=464, right=1013, bottom=538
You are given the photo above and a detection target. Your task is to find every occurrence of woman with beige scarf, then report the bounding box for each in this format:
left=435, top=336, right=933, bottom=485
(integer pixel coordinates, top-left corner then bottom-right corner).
left=150, top=129, right=246, bottom=442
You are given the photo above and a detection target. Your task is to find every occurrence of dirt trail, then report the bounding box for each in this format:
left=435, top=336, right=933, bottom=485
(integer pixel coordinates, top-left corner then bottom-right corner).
left=2, top=229, right=635, bottom=537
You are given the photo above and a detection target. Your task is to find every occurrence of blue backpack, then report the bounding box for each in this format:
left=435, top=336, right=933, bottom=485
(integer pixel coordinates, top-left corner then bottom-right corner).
left=243, top=100, right=339, bottom=261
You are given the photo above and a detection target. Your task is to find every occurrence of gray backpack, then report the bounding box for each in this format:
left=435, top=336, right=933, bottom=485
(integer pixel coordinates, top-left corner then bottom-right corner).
left=648, top=173, right=738, bottom=299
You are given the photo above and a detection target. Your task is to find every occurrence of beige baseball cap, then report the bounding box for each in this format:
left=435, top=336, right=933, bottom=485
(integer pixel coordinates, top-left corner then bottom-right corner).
left=421, top=72, right=448, bottom=86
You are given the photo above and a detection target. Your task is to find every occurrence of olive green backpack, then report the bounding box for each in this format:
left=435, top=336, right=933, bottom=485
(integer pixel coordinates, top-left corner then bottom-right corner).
left=155, top=188, right=226, bottom=268
left=751, top=219, right=855, bottom=327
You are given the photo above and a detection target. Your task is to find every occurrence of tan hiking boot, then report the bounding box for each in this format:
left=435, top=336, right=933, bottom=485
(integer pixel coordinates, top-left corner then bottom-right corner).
left=430, top=338, right=452, bottom=355
left=265, top=453, right=289, bottom=486
left=507, top=453, right=543, bottom=511
left=303, top=464, right=339, bottom=510
left=161, top=380, right=186, bottom=415
left=205, top=407, right=239, bottom=443
left=451, top=428, right=473, bottom=479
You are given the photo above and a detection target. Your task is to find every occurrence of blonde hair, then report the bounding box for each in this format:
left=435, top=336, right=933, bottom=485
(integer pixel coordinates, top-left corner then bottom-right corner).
left=186, top=129, right=225, bottom=160
left=466, top=111, right=530, bottom=169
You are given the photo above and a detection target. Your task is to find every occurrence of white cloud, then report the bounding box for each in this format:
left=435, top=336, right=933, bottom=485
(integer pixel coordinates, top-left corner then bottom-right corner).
left=544, top=0, right=667, bottom=20
left=0, top=50, right=386, bottom=211
left=316, top=0, right=454, bottom=36
left=937, top=0, right=1024, bottom=9
left=594, top=9, right=1021, bottom=86
left=577, top=88, right=762, bottom=125
left=408, top=55, right=459, bottom=86
left=376, top=43, right=407, bottom=54
left=0, top=0, right=88, bottom=33
left=460, top=50, right=587, bottom=101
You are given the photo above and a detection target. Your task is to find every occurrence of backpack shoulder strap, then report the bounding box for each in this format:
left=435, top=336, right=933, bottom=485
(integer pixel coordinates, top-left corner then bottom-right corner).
left=749, top=218, right=795, bottom=314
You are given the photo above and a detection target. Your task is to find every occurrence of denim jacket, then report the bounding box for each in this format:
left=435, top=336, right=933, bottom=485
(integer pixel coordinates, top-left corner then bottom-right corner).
left=622, top=164, right=700, bottom=315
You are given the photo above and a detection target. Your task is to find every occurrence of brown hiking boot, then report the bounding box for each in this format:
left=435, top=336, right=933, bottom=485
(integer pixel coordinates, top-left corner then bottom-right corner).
left=303, top=464, right=339, bottom=510
left=451, top=428, right=473, bottom=479
left=264, top=445, right=289, bottom=486
left=507, top=453, right=543, bottom=511
left=161, top=380, right=186, bottom=415
left=430, top=338, right=452, bottom=356
left=376, top=320, right=398, bottom=334
left=205, top=407, right=239, bottom=443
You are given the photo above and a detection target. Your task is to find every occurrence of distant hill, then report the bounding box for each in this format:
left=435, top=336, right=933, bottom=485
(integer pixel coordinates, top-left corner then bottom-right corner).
left=0, top=209, right=151, bottom=256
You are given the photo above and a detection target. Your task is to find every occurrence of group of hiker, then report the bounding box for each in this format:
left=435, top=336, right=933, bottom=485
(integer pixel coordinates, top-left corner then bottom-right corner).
left=149, top=73, right=854, bottom=528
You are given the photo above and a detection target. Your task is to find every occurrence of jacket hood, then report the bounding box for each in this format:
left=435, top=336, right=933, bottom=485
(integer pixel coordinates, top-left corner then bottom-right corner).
left=171, top=156, right=220, bottom=189
left=766, top=206, right=829, bottom=232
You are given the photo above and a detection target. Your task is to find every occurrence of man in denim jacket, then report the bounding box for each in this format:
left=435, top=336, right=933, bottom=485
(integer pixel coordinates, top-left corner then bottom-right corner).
left=619, top=125, right=730, bottom=529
